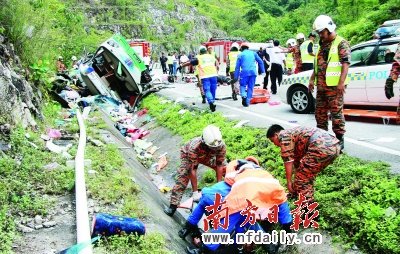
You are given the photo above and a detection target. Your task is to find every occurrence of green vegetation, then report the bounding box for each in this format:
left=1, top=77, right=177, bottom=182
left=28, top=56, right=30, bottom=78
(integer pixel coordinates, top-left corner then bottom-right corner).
left=0, top=102, right=77, bottom=253
left=84, top=110, right=171, bottom=253
left=142, top=94, right=400, bottom=254
left=181, top=0, right=400, bottom=45
left=0, top=0, right=112, bottom=90
left=96, top=233, right=172, bottom=254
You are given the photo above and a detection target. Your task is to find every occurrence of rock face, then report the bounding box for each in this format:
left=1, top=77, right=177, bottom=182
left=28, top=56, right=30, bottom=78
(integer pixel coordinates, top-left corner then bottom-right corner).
left=0, top=34, right=41, bottom=129
left=80, top=1, right=226, bottom=51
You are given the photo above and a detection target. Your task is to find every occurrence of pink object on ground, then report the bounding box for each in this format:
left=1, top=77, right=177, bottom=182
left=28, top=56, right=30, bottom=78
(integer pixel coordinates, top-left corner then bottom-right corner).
left=268, top=101, right=281, bottom=106
left=47, top=128, right=62, bottom=139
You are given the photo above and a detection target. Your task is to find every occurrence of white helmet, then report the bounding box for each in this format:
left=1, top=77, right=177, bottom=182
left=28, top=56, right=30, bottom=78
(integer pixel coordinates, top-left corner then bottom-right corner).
left=202, top=125, right=223, bottom=148
left=231, top=42, right=239, bottom=50
left=58, top=56, right=63, bottom=60
left=313, top=15, right=336, bottom=33
left=296, top=33, right=305, bottom=40
left=71, top=56, right=77, bottom=61
left=286, top=38, right=296, bottom=47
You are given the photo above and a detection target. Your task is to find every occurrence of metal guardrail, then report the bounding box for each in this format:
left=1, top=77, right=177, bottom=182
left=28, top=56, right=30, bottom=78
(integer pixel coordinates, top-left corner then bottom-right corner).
left=75, top=109, right=92, bottom=254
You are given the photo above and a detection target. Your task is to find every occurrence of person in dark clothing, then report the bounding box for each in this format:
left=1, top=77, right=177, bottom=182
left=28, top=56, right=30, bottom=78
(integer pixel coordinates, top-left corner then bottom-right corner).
left=262, top=46, right=271, bottom=90
left=160, top=52, right=168, bottom=74
left=269, top=40, right=285, bottom=94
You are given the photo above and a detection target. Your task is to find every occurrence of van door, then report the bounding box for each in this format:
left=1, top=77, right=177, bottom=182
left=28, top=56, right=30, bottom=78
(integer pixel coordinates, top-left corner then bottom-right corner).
left=365, top=41, right=399, bottom=105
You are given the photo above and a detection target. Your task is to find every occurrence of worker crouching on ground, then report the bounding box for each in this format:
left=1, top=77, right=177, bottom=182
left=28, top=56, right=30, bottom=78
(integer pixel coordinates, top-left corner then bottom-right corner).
left=186, top=157, right=292, bottom=254
left=164, top=125, right=227, bottom=216
left=234, top=42, right=265, bottom=107
left=267, top=124, right=340, bottom=202
left=181, top=46, right=219, bottom=112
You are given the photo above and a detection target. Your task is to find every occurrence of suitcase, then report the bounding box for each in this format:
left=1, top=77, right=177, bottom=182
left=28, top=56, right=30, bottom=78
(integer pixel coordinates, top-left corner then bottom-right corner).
left=250, top=88, right=270, bottom=104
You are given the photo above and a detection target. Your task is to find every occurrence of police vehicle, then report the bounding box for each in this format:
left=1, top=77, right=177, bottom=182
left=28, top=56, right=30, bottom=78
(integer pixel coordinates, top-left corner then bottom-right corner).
left=278, top=36, right=400, bottom=113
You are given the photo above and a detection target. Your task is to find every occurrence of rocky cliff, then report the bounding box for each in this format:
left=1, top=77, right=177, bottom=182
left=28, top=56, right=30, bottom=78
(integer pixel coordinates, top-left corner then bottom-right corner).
left=76, top=0, right=227, bottom=51
left=0, top=34, right=41, bottom=130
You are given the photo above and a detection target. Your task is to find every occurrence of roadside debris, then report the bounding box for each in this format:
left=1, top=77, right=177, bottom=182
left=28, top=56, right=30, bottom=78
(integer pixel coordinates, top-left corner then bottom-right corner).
left=233, top=120, right=250, bottom=128
left=91, top=213, right=146, bottom=237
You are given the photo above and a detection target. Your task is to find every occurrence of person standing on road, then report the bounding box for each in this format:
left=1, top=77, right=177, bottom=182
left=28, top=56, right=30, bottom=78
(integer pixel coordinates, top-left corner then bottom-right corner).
left=234, top=42, right=265, bottom=107
left=267, top=124, right=340, bottom=202
left=167, top=53, right=174, bottom=75
left=280, top=33, right=304, bottom=74
left=263, top=42, right=272, bottom=90
left=227, top=42, right=240, bottom=101
left=285, top=39, right=296, bottom=75
left=308, top=15, right=351, bottom=151
left=300, top=33, right=317, bottom=71
left=143, top=54, right=151, bottom=71
left=268, top=40, right=286, bottom=95
left=164, top=125, right=227, bottom=217
left=384, top=42, right=400, bottom=124
left=160, top=52, right=168, bottom=74
left=181, top=46, right=219, bottom=112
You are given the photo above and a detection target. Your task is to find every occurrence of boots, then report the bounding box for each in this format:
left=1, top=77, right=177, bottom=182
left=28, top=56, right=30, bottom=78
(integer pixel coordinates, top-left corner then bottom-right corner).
left=202, top=95, right=206, bottom=104
left=336, top=134, right=344, bottom=152
left=178, top=221, right=199, bottom=239
left=209, top=103, right=216, bottom=112
left=242, top=97, right=248, bottom=107
left=163, top=204, right=177, bottom=216
left=232, top=93, right=238, bottom=101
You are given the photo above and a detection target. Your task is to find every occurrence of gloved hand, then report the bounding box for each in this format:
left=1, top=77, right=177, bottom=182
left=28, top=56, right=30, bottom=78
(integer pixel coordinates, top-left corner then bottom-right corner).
left=385, top=77, right=395, bottom=99
left=267, top=67, right=271, bottom=72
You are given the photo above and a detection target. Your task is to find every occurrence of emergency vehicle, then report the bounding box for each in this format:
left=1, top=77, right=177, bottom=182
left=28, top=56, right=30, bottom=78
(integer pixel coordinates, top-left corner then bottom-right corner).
left=129, top=39, right=151, bottom=58
left=79, top=34, right=152, bottom=106
left=278, top=36, right=400, bottom=114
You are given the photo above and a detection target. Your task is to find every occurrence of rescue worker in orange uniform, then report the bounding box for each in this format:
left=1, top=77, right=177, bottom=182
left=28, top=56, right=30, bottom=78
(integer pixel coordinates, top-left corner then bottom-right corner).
left=186, top=157, right=292, bottom=254
left=267, top=124, right=340, bottom=202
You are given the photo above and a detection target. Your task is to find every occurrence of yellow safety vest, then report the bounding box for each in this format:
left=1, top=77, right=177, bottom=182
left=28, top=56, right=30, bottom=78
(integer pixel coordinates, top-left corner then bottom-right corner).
left=314, top=35, right=349, bottom=86
left=228, top=51, right=240, bottom=72
left=300, top=40, right=314, bottom=64
left=286, top=53, right=294, bottom=69
left=197, top=54, right=217, bottom=79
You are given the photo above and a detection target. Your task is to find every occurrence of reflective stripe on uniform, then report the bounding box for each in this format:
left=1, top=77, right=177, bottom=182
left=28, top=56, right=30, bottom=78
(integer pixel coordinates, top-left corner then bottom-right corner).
left=197, top=54, right=217, bottom=79
left=300, top=40, right=314, bottom=64
left=228, top=51, right=239, bottom=72
left=314, top=35, right=349, bottom=86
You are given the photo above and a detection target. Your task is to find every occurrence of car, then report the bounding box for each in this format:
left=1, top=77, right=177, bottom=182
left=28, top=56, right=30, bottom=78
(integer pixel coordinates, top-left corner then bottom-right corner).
left=374, top=20, right=400, bottom=39
left=278, top=36, right=400, bottom=114
left=79, top=34, right=152, bottom=104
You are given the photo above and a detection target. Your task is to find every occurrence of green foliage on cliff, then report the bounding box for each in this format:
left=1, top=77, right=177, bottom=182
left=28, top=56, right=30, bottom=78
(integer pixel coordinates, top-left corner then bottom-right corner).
left=0, top=0, right=111, bottom=69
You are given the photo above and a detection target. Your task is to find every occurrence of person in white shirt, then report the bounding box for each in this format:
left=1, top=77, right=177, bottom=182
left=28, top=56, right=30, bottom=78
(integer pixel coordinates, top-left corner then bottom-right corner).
left=267, top=40, right=286, bottom=94
left=180, top=52, right=190, bottom=74
left=143, top=55, right=151, bottom=71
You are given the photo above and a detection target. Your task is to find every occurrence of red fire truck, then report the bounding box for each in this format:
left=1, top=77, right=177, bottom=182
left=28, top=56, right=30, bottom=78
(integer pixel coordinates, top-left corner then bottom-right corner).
left=129, top=39, right=151, bottom=58
left=202, top=37, right=243, bottom=63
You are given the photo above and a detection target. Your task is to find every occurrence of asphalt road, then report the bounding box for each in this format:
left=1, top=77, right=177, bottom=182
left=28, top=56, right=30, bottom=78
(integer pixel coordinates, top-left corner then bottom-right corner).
left=153, top=71, right=400, bottom=174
